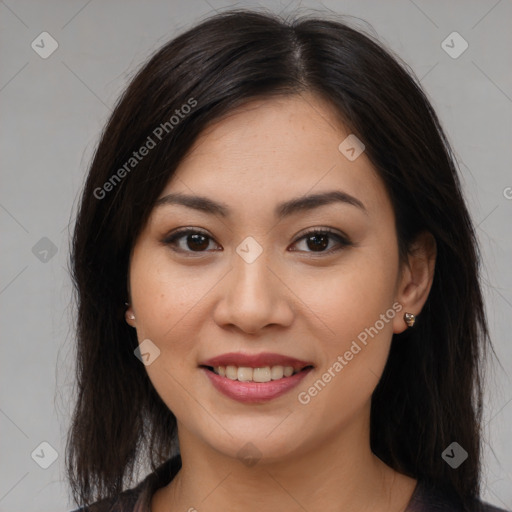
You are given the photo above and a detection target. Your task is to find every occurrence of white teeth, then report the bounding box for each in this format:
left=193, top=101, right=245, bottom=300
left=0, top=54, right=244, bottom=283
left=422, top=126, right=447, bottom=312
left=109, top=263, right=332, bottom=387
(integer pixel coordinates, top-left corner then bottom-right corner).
left=225, top=365, right=238, bottom=380
left=213, top=365, right=300, bottom=382
left=253, top=367, right=271, bottom=382
left=270, top=366, right=284, bottom=380
left=237, top=367, right=253, bottom=382
left=283, top=366, right=294, bottom=377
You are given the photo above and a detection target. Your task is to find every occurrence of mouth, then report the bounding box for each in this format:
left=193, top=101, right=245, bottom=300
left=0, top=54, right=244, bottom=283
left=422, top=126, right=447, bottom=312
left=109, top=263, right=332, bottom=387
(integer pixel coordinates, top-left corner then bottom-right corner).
left=200, top=364, right=313, bottom=383
left=199, top=352, right=314, bottom=403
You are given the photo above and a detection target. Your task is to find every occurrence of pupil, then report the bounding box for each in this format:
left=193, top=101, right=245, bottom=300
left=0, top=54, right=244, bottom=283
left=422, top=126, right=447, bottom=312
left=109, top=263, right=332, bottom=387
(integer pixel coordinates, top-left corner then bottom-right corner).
left=188, top=234, right=209, bottom=251
left=307, top=234, right=328, bottom=251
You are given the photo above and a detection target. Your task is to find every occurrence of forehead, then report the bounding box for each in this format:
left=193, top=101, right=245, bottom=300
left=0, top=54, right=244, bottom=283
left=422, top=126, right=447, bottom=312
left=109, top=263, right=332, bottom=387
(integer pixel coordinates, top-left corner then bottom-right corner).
left=158, top=93, right=391, bottom=220
left=179, top=93, right=346, bottom=173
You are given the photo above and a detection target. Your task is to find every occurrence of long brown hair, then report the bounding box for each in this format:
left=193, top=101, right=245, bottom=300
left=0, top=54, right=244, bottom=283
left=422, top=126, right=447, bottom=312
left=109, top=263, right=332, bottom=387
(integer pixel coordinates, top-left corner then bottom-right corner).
left=66, top=9, right=492, bottom=510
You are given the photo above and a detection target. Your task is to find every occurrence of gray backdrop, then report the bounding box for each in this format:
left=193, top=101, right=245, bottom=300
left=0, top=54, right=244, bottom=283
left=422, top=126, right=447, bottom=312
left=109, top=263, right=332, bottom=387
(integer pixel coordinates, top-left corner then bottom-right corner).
left=1, top=1, right=511, bottom=511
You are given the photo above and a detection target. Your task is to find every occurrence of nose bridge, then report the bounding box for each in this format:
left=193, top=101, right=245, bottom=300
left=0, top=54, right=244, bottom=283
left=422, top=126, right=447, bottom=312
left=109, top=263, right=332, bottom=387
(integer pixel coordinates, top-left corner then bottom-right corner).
left=213, top=244, right=293, bottom=332
left=230, top=246, right=274, bottom=307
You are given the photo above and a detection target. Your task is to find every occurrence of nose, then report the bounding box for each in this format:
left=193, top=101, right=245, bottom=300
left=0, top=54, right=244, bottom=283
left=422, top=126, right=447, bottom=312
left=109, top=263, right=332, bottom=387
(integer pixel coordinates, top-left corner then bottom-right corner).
left=212, top=251, right=294, bottom=334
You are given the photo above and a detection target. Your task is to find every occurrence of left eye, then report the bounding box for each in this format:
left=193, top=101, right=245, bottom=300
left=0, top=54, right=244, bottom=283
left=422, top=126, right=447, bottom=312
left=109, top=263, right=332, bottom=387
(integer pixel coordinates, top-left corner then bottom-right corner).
left=163, top=228, right=351, bottom=255
left=291, top=229, right=351, bottom=254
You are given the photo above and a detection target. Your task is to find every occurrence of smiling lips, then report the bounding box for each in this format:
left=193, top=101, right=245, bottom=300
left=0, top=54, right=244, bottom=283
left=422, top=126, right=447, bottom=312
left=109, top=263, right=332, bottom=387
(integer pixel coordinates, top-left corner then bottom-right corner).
left=200, top=352, right=314, bottom=403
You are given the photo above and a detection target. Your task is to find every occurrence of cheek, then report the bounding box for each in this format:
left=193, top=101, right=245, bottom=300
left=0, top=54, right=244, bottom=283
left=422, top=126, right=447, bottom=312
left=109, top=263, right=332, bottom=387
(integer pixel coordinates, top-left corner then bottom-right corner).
left=129, top=250, right=207, bottom=415
left=304, top=250, right=398, bottom=346
left=129, top=248, right=214, bottom=340
left=296, top=248, right=399, bottom=407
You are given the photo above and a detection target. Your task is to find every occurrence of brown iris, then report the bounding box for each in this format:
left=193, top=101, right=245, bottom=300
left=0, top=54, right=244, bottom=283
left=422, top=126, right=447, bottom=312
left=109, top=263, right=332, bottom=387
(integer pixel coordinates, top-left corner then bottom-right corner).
left=186, top=233, right=210, bottom=251
left=305, top=233, right=329, bottom=252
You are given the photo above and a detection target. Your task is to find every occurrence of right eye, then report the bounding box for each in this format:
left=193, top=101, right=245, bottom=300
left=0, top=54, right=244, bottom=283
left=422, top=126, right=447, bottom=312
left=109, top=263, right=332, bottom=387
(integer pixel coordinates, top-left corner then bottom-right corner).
left=162, top=228, right=222, bottom=255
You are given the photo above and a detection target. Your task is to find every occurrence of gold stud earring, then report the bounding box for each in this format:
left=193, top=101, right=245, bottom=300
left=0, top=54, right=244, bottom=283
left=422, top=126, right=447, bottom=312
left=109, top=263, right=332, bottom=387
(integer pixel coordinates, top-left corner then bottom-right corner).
left=403, top=312, right=416, bottom=327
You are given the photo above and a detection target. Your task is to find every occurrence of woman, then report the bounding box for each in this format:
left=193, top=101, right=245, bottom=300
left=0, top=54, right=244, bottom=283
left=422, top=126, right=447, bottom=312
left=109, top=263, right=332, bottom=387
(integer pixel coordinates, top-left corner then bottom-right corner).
left=66, top=9, right=509, bottom=512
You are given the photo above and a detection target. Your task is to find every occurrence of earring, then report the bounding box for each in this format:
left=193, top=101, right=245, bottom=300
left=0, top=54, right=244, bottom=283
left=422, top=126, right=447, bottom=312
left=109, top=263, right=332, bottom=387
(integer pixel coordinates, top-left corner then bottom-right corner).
left=125, top=302, right=135, bottom=320
left=403, top=312, right=416, bottom=328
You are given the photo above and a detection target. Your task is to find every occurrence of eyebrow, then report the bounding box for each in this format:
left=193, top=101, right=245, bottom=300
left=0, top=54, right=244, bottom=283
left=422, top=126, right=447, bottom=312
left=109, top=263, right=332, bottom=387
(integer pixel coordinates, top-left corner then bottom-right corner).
left=154, top=190, right=367, bottom=218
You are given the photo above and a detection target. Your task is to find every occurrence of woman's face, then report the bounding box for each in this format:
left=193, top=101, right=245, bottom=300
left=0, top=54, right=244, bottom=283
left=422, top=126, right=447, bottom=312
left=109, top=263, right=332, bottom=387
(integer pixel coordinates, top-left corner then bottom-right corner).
left=127, top=93, right=410, bottom=463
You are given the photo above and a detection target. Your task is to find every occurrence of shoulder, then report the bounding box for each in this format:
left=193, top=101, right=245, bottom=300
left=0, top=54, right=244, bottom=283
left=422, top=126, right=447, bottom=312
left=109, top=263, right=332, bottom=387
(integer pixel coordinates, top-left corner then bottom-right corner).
left=68, top=454, right=182, bottom=512
left=408, top=480, right=510, bottom=512
left=67, top=488, right=140, bottom=512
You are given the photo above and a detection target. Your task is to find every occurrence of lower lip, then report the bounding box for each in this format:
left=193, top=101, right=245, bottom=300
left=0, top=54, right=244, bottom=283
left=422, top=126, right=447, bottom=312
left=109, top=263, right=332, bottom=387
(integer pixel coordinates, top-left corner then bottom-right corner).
left=201, top=367, right=313, bottom=403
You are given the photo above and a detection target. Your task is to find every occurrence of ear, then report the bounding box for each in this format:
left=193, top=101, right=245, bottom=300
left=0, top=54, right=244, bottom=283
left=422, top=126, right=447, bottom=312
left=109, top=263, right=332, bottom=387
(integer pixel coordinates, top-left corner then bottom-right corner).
left=125, top=305, right=136, bottom=328
left=393, top=231, right=436, bottom=334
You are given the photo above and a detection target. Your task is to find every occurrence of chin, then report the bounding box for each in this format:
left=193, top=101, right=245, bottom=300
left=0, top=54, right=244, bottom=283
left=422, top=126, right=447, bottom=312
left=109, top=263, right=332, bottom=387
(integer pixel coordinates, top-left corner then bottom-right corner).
left=198, top=425, right=308, bottom=466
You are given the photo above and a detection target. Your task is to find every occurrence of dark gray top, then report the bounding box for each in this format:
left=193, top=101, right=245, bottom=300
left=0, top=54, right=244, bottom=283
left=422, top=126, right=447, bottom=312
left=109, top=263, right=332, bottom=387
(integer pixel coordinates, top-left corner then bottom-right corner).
left=71, top=455, right=510, bottom=512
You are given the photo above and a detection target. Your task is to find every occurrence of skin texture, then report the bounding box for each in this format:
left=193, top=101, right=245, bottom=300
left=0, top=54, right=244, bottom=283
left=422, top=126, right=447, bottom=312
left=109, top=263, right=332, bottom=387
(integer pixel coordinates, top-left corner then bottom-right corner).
left=125, top=93, right=436, bottom=512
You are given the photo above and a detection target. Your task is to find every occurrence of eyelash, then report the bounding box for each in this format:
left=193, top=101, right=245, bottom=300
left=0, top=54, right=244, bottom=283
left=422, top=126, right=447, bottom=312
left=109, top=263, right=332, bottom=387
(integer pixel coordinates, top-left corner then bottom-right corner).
left=162, top=227, right=352, bottom=257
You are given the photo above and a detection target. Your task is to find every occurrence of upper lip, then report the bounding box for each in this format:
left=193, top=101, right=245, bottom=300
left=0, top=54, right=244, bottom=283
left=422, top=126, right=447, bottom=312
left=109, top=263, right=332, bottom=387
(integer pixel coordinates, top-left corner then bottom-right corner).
left=200, top=352, right=314, bottom=370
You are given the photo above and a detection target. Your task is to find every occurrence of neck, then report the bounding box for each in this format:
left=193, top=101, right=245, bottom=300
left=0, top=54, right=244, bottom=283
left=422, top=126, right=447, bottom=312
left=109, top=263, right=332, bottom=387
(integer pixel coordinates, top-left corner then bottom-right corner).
left=153, top=410, right=417, bottom=512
